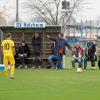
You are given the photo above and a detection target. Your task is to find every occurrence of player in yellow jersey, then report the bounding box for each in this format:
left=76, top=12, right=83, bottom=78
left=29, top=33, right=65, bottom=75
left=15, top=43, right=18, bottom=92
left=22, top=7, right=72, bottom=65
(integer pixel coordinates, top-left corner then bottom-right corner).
left=1, top=33, right=15, bottom=79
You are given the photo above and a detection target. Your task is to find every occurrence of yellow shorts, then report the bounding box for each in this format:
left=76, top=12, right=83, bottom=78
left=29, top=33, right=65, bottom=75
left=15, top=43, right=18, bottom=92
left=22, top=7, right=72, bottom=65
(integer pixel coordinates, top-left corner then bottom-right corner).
left=3, top=53, right=15, bottom=66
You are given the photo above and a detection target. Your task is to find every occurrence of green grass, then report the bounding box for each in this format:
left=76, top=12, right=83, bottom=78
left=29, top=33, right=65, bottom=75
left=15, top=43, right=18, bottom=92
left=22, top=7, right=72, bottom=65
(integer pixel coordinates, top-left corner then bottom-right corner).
left=0, top=57, right=100, bottom=100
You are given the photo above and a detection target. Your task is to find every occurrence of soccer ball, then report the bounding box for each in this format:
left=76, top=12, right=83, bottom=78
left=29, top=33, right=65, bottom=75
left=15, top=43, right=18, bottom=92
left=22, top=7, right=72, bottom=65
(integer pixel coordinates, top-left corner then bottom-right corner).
left=77, top=68, right=83, bottom=73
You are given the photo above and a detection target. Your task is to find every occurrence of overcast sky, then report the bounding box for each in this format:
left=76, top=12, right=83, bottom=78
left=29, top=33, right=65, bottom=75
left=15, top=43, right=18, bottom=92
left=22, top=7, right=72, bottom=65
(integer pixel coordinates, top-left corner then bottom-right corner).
left=76, top=0, right=100, bottom=21
left=0, top=0, right=100, bottom=22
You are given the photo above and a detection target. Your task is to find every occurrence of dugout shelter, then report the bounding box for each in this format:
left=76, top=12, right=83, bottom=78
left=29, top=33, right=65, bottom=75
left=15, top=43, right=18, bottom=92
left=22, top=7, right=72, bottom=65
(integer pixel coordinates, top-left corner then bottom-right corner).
left=0, top=22, right=61, bottom=67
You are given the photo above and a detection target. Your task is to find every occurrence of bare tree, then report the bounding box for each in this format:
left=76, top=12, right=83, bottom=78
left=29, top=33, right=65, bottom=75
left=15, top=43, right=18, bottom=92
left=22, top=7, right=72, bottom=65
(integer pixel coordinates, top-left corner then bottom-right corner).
left=23, top=0, right=85, bottom=26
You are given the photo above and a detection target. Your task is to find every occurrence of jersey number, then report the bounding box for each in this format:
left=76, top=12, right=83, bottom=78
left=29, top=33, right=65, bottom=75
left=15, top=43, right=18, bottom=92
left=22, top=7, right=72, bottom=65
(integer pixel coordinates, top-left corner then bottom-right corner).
left=4, top=43, right=9, bottom=50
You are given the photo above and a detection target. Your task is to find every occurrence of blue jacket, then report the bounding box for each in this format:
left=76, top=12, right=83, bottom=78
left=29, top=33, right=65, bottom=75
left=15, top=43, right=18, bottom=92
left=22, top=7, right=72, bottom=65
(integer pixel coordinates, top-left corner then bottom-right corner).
left=49, top=37, right=71, bottom=55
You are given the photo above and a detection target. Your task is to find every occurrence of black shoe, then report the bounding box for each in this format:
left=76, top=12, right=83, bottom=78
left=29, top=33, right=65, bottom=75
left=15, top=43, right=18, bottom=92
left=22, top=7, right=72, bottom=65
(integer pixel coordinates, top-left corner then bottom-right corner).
left=10, top=76, right=15, bottom=79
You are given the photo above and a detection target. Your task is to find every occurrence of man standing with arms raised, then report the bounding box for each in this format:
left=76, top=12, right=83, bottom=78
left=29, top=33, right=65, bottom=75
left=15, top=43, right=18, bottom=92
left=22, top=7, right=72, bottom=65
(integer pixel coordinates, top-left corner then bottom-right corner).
left=47, top=33, right=71, bottom=69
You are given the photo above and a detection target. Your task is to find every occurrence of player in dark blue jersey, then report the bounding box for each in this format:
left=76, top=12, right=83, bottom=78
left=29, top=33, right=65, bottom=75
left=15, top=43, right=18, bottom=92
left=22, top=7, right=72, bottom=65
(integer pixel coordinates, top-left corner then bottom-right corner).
left=84, top=40, right=96, bottom=70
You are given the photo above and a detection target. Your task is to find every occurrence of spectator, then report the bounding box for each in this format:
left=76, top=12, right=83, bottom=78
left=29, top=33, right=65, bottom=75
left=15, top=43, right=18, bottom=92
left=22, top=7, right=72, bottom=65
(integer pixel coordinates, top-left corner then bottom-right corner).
left=48, top=43, right=58, bottom=69
left=47, top=33, right=71, bottom=69
left=14, top=43, right=19, bottom=66
left=71, top=43, right=83, bottom=68
left=32, top=32, right=42, bottom=68
left=98, top=55, right=100, bottom=70
left=84, top=40, right=96, bottom=70
left=17, top=41, right=30, bottom=68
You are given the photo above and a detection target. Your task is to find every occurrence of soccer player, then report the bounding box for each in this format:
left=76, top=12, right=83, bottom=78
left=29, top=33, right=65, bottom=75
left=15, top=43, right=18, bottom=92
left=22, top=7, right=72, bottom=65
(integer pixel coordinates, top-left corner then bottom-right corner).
left=71, top=43, right=83, bottom=68
left=84, top=40, right=96, bottom=70
left=1, top=33, right=15, bottom=79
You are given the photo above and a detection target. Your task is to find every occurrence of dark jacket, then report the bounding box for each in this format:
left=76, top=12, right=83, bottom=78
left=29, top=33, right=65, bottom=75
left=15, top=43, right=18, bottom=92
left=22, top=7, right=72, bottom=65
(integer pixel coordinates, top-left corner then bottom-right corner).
left=85, top=41, right=96, bottom=56
left=32, top=36, right=42, bottom=53
left=51, top=43, right=55, bottom=54
left=17, top=44, right=30, bottom=57
left=49, top=37, right=71, bottom=55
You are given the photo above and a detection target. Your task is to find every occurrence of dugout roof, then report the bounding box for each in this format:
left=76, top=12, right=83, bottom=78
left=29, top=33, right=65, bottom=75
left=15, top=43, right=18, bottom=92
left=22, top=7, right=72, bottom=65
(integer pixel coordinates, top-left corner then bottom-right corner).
left=0, top=25, right=61, bottom=33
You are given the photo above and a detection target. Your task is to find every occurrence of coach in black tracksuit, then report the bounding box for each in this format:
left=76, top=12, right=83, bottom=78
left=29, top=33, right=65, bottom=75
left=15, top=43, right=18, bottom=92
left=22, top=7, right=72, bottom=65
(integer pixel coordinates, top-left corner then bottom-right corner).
left=32, top=32, right=42, bottom=68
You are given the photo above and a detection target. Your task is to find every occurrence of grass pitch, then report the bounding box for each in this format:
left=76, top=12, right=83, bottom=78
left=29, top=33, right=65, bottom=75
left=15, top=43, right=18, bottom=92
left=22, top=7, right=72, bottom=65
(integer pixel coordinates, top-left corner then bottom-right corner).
left=0, top=57, right=100, bottom=100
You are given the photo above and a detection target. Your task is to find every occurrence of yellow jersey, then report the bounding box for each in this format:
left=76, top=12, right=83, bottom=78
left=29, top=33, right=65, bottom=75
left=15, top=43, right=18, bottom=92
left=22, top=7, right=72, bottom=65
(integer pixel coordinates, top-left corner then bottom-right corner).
left=1, top=39, right=14, bottom=54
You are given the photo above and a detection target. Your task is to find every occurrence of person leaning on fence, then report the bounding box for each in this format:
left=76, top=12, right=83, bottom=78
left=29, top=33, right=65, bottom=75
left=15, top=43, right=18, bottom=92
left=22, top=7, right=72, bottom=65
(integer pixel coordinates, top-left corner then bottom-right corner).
left=17, top=41, right=30, bottom=69
left=84, top=40, right=96, bottom=70
left=47, top=33, right=71, bottom=69
left=71, top=43, right=83, bottom=68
